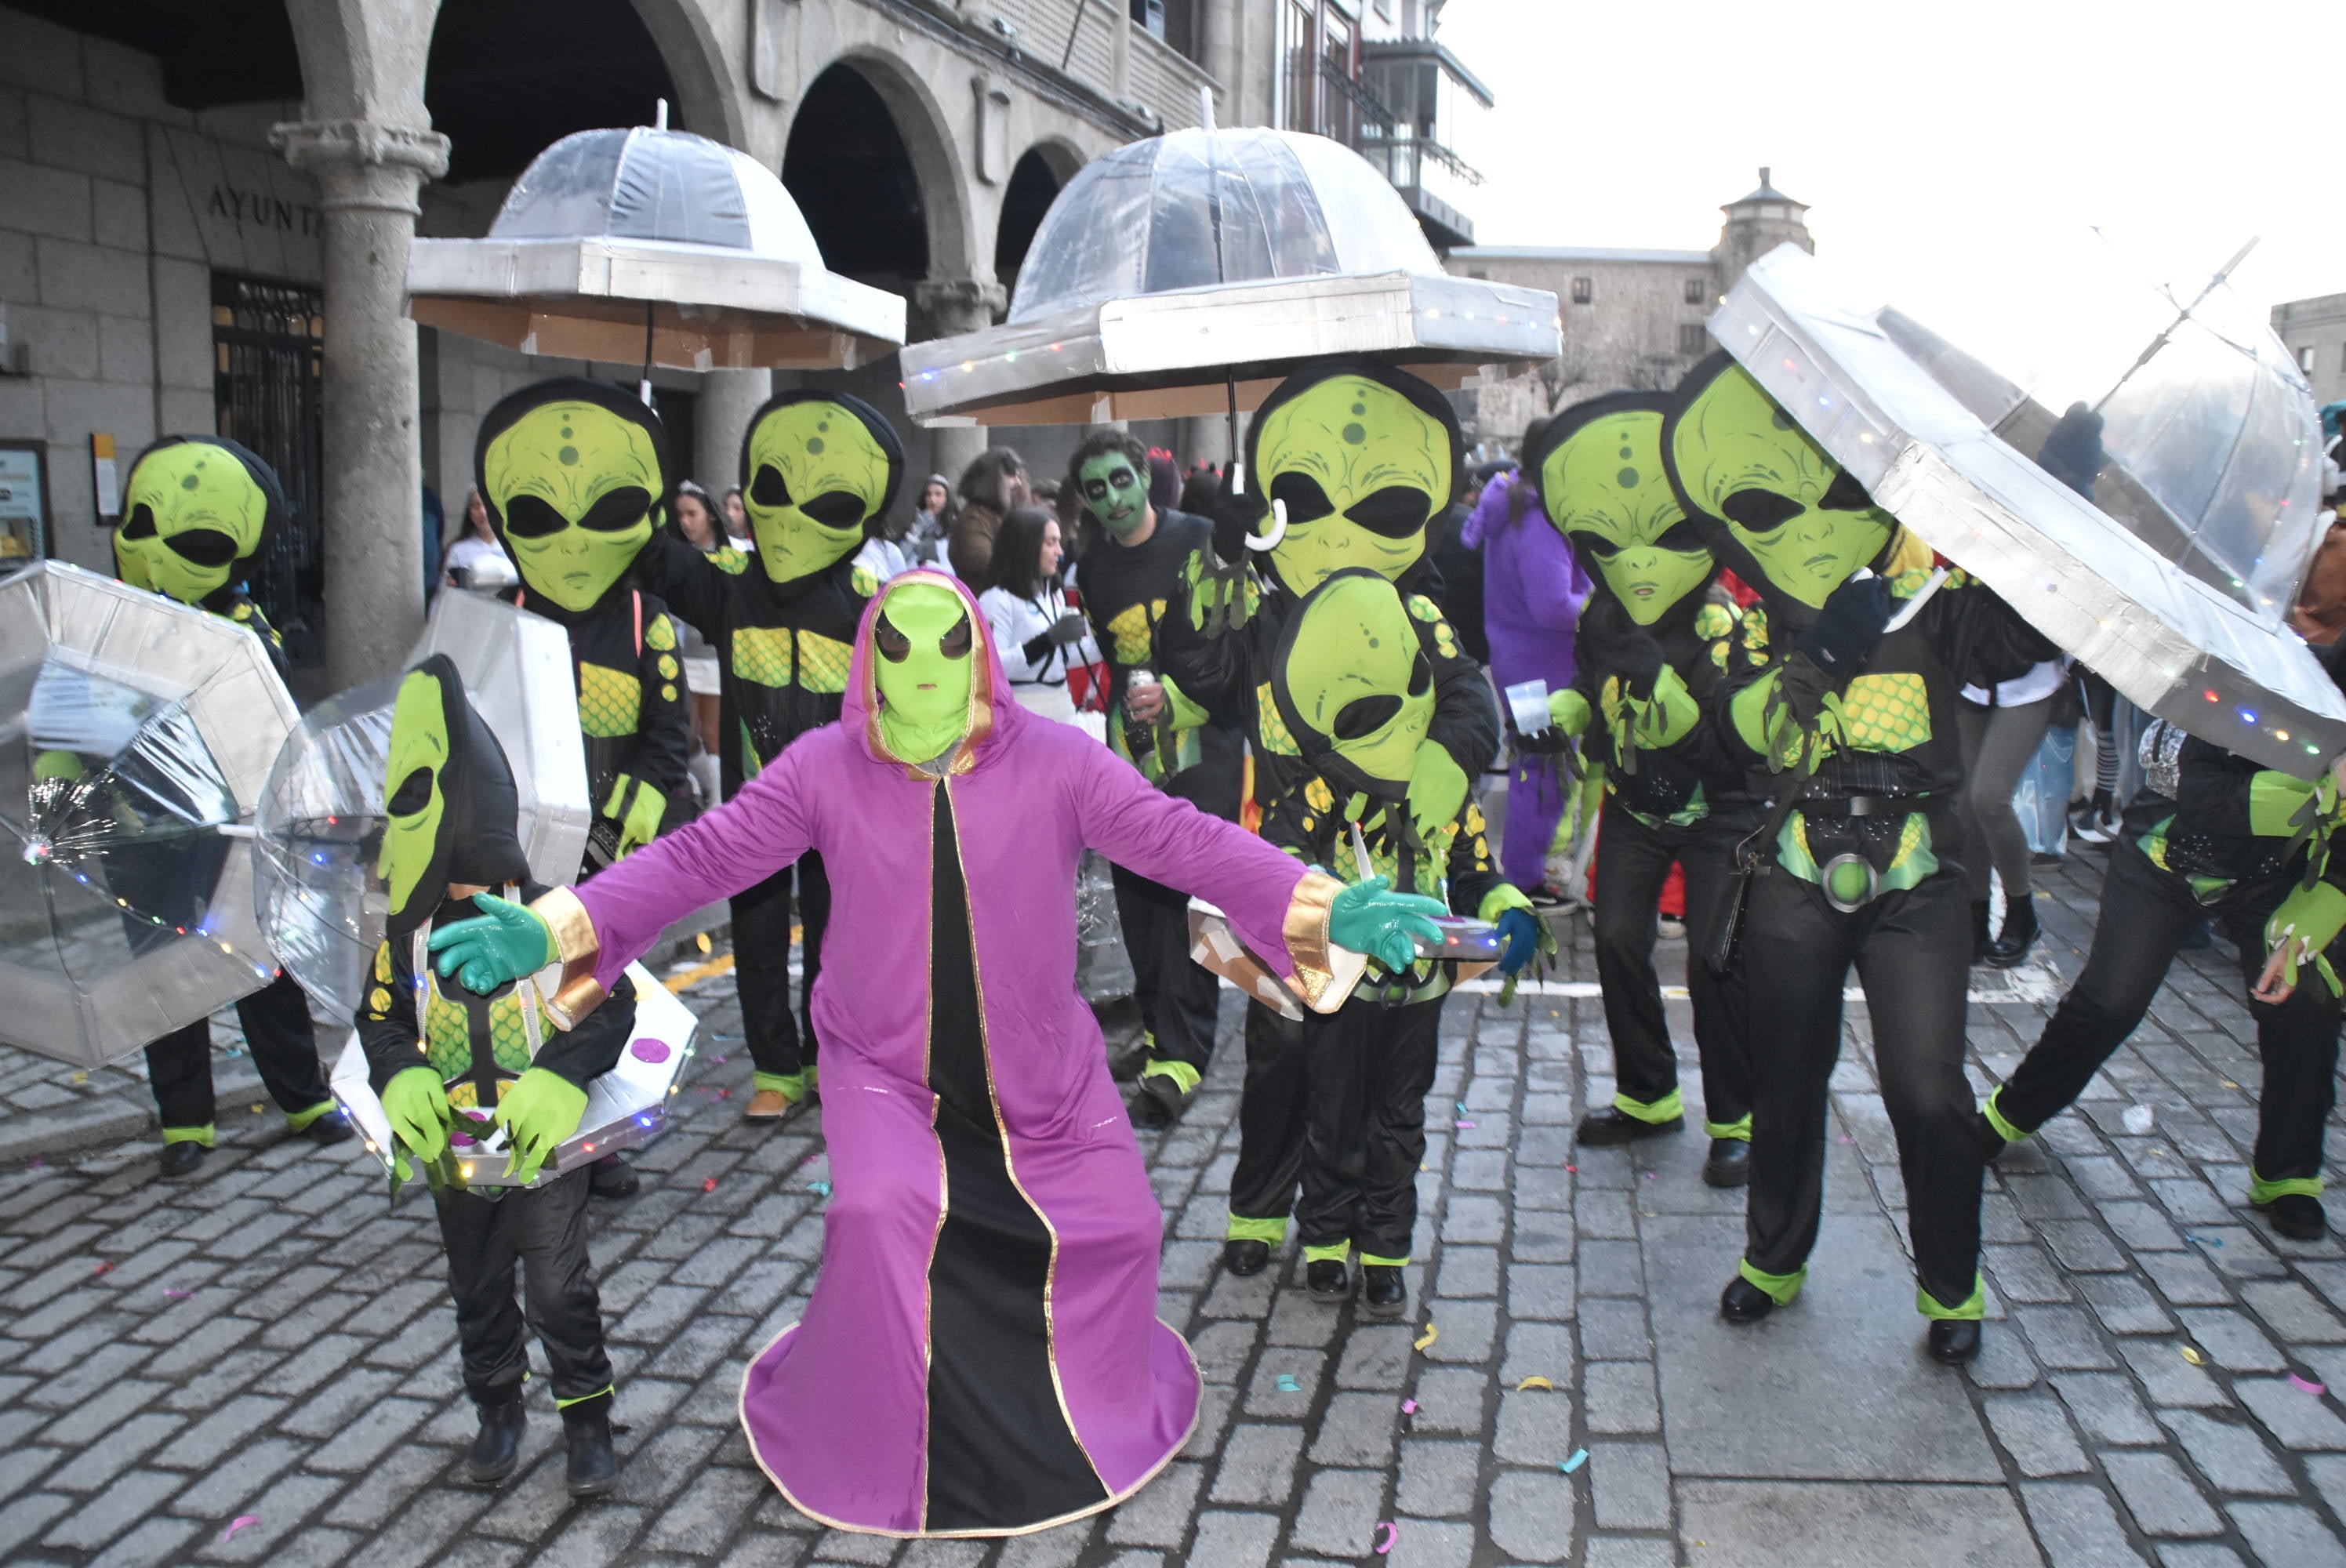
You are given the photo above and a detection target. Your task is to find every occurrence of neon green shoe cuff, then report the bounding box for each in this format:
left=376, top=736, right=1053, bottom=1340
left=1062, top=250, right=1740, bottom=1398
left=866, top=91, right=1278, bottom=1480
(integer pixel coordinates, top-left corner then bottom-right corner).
left=1140, top=1058, right=1203, bottom=1094
left=1302, top=1240, right=1352, bottom=1265
left=804, top=1063, right=819, bottom=1094
left=161, top=1123, right=216, bottom=1149
left=2250, top=1168, right=2325, bottom=1203
left=1919, top=1274, right=1986, bottom=1322
left=554, top=1383, right=615, bottom=1410
left=1614, top=1087, right=1685, bottom=1124
left=1981, top=1087, right=2030, bottom=1145
left=1738, top=1258, right=1805, bottom=1305
left=1359, top=1251, right=1410, bottom=1268
left=752, top=1071, right=807, bottom=1100
left=284, top=1100, right=339, bottom=1133
left=1705, top=1114, right=1753, bottom=1142
left=1226, top=1214, right=1289, bottom=1244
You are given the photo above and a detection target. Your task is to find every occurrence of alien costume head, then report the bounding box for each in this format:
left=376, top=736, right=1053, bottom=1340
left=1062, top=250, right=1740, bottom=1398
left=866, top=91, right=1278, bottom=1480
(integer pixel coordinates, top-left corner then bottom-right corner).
left=477, top=379, right=667, bottom=617
left=1662, top=354, right=1897, bottom=615
left=739, top=390, right=904, bottom=586
left=865, top=574, right=985, bottom=768
left=1271, top=568, right=1435, bottom=801
left=1245, top=361, right=1462, bottom=597
left=114, top=436, right=285, bottom=607
left=1528, top=393, right=1713, bottom=628
left=378, top=655, right=533, bottom=938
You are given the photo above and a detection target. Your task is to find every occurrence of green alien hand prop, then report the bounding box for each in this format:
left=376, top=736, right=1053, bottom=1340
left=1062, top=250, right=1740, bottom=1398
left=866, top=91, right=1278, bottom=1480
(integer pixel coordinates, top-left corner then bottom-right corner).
left=740, top=393, right=902, bottom=585
left=2262, top=881, right=2346, bottom=1001
left=381, top=1066, right=452, bottom=1183
left=1533, top=398, right=1713, bottom=626
left=117, top=438, right=278, bottom=606
left=605, top=774, right=666, bottom=859
left=481, top=388, right=662, bottom=615
left=1250, top=365, right=1460, bottom=597
left=492, top=1068, right=589, bottom=1184
left=1328, top=876, right=1451, bottom=972
left=872, top=580, right=978, bottom=765
left=1078, top=452, right=1151, bottom=539
left=427, top=893, right=559, bottom=996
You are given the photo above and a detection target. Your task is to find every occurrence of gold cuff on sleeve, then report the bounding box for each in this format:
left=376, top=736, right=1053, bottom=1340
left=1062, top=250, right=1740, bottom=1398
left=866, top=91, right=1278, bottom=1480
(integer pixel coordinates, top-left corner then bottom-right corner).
left=529, top=886, right=606, bottom=1031
left=1283, top=869, right=1368, bottom=1014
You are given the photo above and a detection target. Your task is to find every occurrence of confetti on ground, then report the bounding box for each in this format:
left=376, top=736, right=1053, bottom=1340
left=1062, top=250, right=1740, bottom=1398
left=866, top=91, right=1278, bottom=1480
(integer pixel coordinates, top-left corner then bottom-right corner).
left=809, top=1181, right=832, bottom=1198
left=2123, top=1104, right=2155, bottom=1134
left=2293, top=1373, right=2328, bottom=1396
left=1413, top=1323, right=1438, bottom=1352
left=1276, top=1374, right=1301, bottom=1392
left=1400, top=1399, right=1418, bottom=1414
left=1454, top=1120, right=1476, bottom=1130
left=703, top=1178, right=717, bottom=1192
left=71, top=1071, right=86, bottom=1083
left=2181, top=1346, right=2205, bottom=1365
left=250, top=1104, right=264, bottom=1115
left=93, top=1261, right=111, bottom=1276
left=2222, top=1080, right=2239, bottom=1089
left=163, top=1289, right=190, bottom=1300
left=1455, top=1102, right=1468, bottom=1114
left=1836, top=1134, right=1851, bottom=1145
left=1560, top=1448, right=1589, bottom=1473
left=1373, top=1521, right=1397, bottom=1555
left=1516, top=1376, right=1553, bottom=1392
left=2186, top=1234, right=2224, bottom=1248
left=220, top=1515, right=260, bottom=1542
left=695, top=932, right=714, bottom=953
left=1564, top=1164, right=1577, bottom=1174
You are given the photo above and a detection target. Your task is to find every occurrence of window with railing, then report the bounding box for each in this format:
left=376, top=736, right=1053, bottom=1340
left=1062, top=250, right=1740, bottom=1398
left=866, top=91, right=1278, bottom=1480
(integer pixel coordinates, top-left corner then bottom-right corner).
left=1685, top=278, right=1709, bottom=305
left=212, top=273, right=322, bottom=656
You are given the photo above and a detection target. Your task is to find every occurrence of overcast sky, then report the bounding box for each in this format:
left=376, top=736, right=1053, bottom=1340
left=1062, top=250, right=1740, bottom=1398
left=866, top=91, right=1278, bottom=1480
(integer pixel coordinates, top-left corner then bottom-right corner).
left=1438, top=0, right=2334, bottom=401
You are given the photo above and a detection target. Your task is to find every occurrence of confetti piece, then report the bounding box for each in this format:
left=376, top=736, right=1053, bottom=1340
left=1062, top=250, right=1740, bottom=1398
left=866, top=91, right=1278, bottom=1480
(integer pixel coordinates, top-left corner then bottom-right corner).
left=810, top=1180, right=832, bottom=1198
left=251, top=1104, right=265, bottom=1115
left=221, top=1515, right=260, bottom=1542
left=1456, top=1102, right=1468, bottom=1114
left=1560, top=1448, right=1589, bottom=1473
left=2187, top=1234, right=2224, bottom=1248
left=71, top=1071, right=86, bottom=1083
left=1276, top=1374, right=1301, bottom=1392
left=1516, top=1376, right=1553, bottom=1392
left=2293, top=1373, right=2328, bottom=1396
left=1414, top=1323, right=1438, bottom=1352
left=27, top=1158, right=42, bottom=1171
left=1401, top=1399, right=1418, bottom=1414
left=93, top=1261, right=112, bottom=1276
left=1373, top=1520, right=1397, bottom=1555
left=2181, top=1346, right=2205, bottom=1365
left=1645, top=1172, right=1657, bottom=1180
left=695, top=932, right=714, bottom=953
left=1454, top=1120, right=1476, bottom=1130
left=2222, top=1080, right=2239, bottom=1090
left=2123, top=1105, right=2155, bottom=1135
left=715, top=1088, right=729, bottom=1100
left=164, top=1288, right=190, bottom=1300
left=1836, top=1134, right=1851, bottom=1145
left=1565, top=1164, right=1577, bottom=1174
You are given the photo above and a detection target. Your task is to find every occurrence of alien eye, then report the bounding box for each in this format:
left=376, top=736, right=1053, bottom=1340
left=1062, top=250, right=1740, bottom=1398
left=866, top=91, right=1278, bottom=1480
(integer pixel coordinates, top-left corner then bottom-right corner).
left=577, top=488, right=652, bottom=533
left=750, top=463, right=793, bottom=509
left=1654, top=520, right=1707, bottom=554
left=1346, top=485, right=1433, bottom=539
left=939, top=617, right=973, bottom=659
left=1269, top=473, right=1335, bottom=524
left=875, top=614, right=910, bottom=662
left=1819, top=467, right=1875, bottom=512
left=1409, top=651, right=1432, bottom=697
left=501, top=495, right=569, bottom=539
left=387, top=766, right=433, bottom=818
left=801, top=491, right=868, bottom=530
left=1333, top=693, right=1402, bottom=741
left=1571, top=530, right=1620, bottom=560
left=1719, top=489, right=1804, bottom=534
left=163, top=528, right=240, bottom=568
left=120, top=504, right=157, bottom=541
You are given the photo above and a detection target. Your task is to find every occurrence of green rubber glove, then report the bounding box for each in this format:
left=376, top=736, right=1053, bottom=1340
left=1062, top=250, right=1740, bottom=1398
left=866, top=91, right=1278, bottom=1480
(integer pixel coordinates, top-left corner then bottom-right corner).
left=608, top=775, right=665, bottom=859
left=1407, top=740, right=1470, bottom=845
left=1328, top=875, right=1451, bottom=972
left=1548, top=689, right=1592, bottom=738
left=1631, top=664, right=1701, bottom=750
left=428, top=893, right=559, bottom=995
left=492, top=1068, right=590, bottom=1184
left=381, top=1066, right=451, bottom=1182
left=2264, top=881, right=2346, bottom=999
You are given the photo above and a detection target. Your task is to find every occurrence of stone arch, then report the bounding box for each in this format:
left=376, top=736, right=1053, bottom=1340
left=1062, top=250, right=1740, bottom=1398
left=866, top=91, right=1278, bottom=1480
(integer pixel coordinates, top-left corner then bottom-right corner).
left=786, top=47, right=975, bottom=285
left=993, top=139, right=1086, bottom=294
left=621, top=0, right=748, bottom=151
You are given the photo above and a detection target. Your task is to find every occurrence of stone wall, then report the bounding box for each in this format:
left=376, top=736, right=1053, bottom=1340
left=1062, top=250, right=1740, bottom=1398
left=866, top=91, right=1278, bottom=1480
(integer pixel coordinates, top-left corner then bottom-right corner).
left=2274, top=292, right=2346, bottom=413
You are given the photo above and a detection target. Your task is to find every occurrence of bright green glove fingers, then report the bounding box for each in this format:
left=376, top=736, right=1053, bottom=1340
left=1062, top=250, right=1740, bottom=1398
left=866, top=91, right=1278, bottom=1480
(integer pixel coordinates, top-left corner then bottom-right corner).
left=1548, top=689, right=1592, bottom=738
left=492, top=1068, right=590, bottom=1184
left=428, top=893, right=559, bottom=993
left=381, top=1066, right=451, bottom=1165
left=2267, top=882, right=2346, bottom=962
left=1633, top=665, right=1700, bottom=749
left=1407, top=742, right=1470, bottom=843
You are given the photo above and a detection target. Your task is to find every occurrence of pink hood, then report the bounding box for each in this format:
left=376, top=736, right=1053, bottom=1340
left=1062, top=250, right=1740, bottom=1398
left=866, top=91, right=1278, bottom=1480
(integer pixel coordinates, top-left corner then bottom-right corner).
left=839, top=568, right=1026, bottom=775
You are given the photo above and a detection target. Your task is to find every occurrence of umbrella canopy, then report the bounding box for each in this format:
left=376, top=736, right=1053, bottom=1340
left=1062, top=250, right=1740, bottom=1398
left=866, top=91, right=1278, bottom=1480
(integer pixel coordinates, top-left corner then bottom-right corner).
left=902, top=125, right=1557, bottom=427
left=410, top=125, right=905, bottom=372
left=0, top=563, right=296, bottom=1067
left=1713, top=244, right=2341, bottom=775
left=255, top=592, right=590, bottom=1018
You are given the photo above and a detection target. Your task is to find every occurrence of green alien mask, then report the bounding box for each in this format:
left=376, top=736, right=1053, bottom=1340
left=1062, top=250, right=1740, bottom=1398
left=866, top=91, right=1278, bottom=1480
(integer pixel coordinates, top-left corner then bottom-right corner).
left=1272, top=568, right=1436, bottom=800
left=1077, top=451, right=1150, bottom=539
left=1663, top=356, right=1894, bottom=612
left=739, top=391, right=903, bottom=586
left=1247, top=361, right=1462, bottom=597
left=378, top=655, right=532, bottom=938
left=870, top=579, right=979, bottom=766
left=1529, top=394, right=1714, bottom=627
left=478, top=379, right=666, bottom=616
left=116, top=437, right=282, bottom=608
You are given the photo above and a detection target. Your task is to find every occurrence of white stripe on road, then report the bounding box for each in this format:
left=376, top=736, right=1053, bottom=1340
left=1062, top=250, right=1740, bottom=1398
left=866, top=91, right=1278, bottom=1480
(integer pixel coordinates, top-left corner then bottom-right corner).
left=1454, top=960, right=2065, bottom=1007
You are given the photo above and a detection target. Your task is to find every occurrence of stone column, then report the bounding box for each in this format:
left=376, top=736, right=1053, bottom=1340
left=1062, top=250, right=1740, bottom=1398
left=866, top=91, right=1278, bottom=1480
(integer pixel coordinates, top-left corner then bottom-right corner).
left=1180, top=412, right=1233, bottom=471
left=912, top=277, right=1009, bottom=492
left=272, top=118, right=450, bottom=689
left=696, top=368, right=773, bottom=492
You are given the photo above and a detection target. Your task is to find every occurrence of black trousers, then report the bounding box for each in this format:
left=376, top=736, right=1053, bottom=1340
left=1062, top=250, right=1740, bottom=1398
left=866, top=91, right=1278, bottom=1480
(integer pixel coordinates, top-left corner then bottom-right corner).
left=733, top=850, right=829, bottom=1080
left=1108, top=864, right=1222, bottom=1076
left=433, top=1169, right=612, bottom=1406
left=2000, top=841, right=2341, bottom=1185
left=1229, top=1001, right=1308, bottom=1232
left=1740, top=864, right=1982, bottom=1311
left=144, top=971, right=331, bottom=1133
left=1591, top=799, right=1752, bottom=1130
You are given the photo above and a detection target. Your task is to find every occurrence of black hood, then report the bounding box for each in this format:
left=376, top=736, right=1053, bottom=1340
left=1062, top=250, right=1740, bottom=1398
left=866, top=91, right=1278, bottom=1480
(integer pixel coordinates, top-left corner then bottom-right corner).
left=380, top=654, right=533, bottom=938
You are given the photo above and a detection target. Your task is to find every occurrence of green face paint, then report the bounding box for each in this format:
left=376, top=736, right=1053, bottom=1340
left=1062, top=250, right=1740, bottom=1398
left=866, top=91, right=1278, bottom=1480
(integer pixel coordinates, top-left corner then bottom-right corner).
left=1255, top=372, right=1455, bottom=596
left=1078, top=453, right=1149, bottom=538
left=1539, top=408, right=1713, bottom=626
left=743, top=398, right=893, bottom=583
left=379, top=667, right=452, bottom=924
left=1669, top=365, right=1893, bottom=611
left=118, top=441, right=270, bottom=606
left=872, top=581, right=976, bottom=764
left=1277, top=571, right=1434, bottom=792
left=483, top=399, right=660, bottom=613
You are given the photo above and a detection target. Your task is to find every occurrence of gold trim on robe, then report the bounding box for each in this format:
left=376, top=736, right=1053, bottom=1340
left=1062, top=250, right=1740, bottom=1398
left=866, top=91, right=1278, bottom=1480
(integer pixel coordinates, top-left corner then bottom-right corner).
left=1281, top=869, right=1369, bottom=1013
left=529, top=885, right=606, bottom=1030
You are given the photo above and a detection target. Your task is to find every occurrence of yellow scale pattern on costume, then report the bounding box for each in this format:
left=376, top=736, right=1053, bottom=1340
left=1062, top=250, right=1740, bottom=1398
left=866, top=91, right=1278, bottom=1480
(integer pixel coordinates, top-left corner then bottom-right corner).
left=852, top=564, right=878, bottom=597
left=1694, top=602, right=1738, bottom=641
left=1406, top=595, right=1459, bottom=659
left=1107, top=601, right=1158, bottom=666
left=645, top=615, right=677, bottom=652
left=1837, top=672, right=1931, bottom=752
left=577, top=663, right=641, bottom=738
left=1255, top=684, right=1300, bottom=755
left=733, top=625, right=793, bottom=688
left=424, top=986, right=533, bottom=1110
left=796, top=633, right=852, bottom=694
left=708, top=549, right=750, bottom=576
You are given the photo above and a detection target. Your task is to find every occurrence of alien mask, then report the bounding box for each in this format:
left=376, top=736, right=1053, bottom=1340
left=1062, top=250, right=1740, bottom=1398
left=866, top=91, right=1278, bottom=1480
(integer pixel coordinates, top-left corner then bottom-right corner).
left=1663, top=355, right=1894, bottom=613
left=115, top=437, right=283, bottom=608
left=1272, top=568, right=1436, bottom=801
left=1247, top=361, right=1462, bottom=597
left=379, top=655, right=532, bottom=938
left=739, top=390, right=903, bottom=586
left=1078, top=452, right=1150, bottom=539
left=478, top=379, right=666, bottom=616
left=1531, top=394, right=1713, bottom=627
left=870, top=578, right=979, bottom=766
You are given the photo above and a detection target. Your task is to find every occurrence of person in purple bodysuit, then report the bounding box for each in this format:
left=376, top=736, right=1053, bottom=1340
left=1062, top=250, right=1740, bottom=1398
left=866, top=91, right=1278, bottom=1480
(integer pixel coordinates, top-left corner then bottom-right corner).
left=425, top=569, right=1447, bottom=1537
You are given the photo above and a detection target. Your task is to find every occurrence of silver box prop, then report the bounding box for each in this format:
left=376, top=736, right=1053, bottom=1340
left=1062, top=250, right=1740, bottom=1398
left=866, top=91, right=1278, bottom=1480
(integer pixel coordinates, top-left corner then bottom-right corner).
left=1712, top=246, right=2345, bottom=776
left=329, top=959, right=697, bottom=1192
left=0, top=562, right=296, bottom=1066
left=1186, top=899, right=1490, bottom=1020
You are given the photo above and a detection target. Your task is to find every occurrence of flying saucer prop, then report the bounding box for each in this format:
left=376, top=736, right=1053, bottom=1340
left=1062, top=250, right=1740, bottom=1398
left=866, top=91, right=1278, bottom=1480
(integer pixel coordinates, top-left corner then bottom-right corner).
left=1712, top=245, right=2341, bottom=775
left=254, top=591, right=590, bottom=1017
left=902, top=125, right=1557, bottom=428
left=410, top=125, right=905, bottom=374
left=328, top=957, right=697, bottom=1196
left=0, top=562, right=296, bottom=1066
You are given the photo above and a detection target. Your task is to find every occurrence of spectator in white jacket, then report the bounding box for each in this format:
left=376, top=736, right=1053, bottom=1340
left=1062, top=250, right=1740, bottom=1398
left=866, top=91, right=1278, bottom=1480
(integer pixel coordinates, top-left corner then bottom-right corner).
left=977, top=504, right=1100, bottom=724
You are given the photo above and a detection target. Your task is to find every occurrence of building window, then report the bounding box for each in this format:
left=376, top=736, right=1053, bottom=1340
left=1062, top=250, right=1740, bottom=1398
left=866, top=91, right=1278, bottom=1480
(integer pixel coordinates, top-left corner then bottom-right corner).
left=2302, top=345, right=2318, bottom=375
left=1685, top=278, right=1708, bottom=305
left=1571, top=277, right=1592, bottom=305
left=212, top=272, right=324, bottom=659
left=1679, top=324, right=1709, bottom=357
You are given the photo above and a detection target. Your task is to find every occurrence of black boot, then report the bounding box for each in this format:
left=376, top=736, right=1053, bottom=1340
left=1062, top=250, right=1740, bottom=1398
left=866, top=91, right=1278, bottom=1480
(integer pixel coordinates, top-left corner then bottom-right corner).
left=1985, top=897, right=2039, bottom=969
left=1576, top=1106, right=1684, bottom=1146
left=157, top=1141, right=209, bottom=1181
left=2255, top=1192, right=2330, bottom=1241
left=1305, top=1258, right=1351, bottom=1301
left=1719, top=1276, right=1777, bottom=1324
left=466, top=1396, right=526, bottom=1484
left=1223, top=1239, right=1272, bottom=1276
left=301, top=1109, right=355, bottom=1146
left=587, top=1153, right=639, bottom=1200
left=561, top=1392, right=619, bottom=1497
left=1926, top=1320, right=1982, bottom=1364
left=1970, top=901, right=1993, bottom=964
left=1702, top=1138, right=1751, bottom=1188
left=1360, top=1265, right=1408, bottom=1319
left=1126, top=1071, right=1191, bottom=1131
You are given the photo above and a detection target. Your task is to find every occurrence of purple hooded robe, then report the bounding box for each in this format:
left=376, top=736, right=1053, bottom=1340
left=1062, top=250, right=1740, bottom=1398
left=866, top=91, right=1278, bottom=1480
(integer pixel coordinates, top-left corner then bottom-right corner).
left=539, top=572, right=1343, bottom=1537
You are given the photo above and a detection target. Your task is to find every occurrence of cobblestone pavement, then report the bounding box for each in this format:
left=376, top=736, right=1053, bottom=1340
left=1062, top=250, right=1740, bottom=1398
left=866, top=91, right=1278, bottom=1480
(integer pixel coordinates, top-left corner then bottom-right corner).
left=4, top=851, right=2346, bottom=1567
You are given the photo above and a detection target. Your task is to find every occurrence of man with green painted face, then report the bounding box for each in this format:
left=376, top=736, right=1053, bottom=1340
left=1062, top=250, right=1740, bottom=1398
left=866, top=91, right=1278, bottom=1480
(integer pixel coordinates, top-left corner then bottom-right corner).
left=108, top=434, right=351, bottom=1181
left=626, top=388, right=899, bottom=1121
left=1662, top=354, right=2057, bottom=1363
left=1524, top=394, right=1755, bottom=1189
left=1064, top=430, right=1245, bottom=1127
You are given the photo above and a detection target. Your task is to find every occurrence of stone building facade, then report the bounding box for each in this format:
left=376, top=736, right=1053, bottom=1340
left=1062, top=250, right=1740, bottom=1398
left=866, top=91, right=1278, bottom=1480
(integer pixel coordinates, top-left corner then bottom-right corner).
left=1444, top=169, right=1814, bottom=453
left=2274, top=292, right=2346, bottom=412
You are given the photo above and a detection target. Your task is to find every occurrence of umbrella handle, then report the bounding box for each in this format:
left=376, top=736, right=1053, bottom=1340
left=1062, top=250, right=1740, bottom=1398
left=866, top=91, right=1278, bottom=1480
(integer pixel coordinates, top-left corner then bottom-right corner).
left=1245, top=499, right=1287, bottom=554
left=216, top=824, right=260, bottom=840
left=1880, top=566, right=1949, bottom=635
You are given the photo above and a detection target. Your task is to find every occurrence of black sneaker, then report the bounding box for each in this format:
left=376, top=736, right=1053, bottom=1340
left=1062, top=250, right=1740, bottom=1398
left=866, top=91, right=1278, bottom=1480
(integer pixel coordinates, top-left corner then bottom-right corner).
left=1223, top=1239, right=1272, bottom=1276
left=587, top=1153, right=639, bottom=1200
left=301, top=1109, right=355, bottom=1146
left=1126, top=1073, right=1190, bottom=1130
left=1305, top=1258, right=1351, bottom=1301
left=1719, top=1276, right=1777, bottom=1323
left=2255, top=1192, right=2330, bottom=1241
left=1360, top=1265, right=1408, bottom=1319
left=1576, top=1106, right=1684, bottom=1146
left=466, top=1396, right=527, bottom=1484
left=561, top=1392, right=619, bottom=1497
left=1926, top=1319, right=1982, bottom=1364
left=1985, top=898, right=2039, bottom=969
left=1701, top=1138, right=1751, bottom=1188
left=157, top=1142, right=209, bottom=1181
